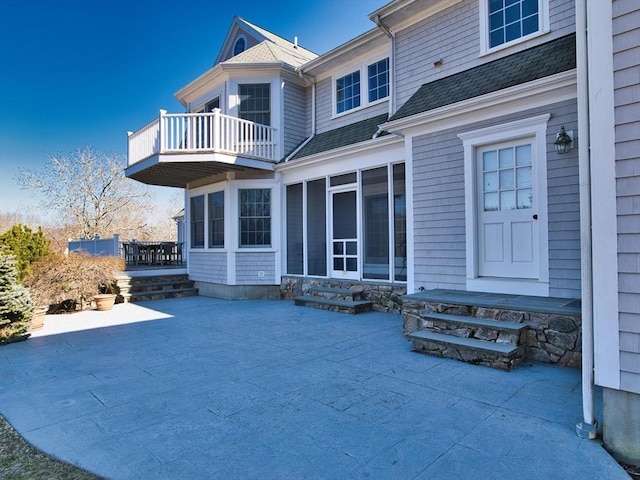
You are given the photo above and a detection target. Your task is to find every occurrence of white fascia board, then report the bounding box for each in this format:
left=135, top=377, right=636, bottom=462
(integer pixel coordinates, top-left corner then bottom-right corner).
left=175, top=66, right=226, bottom=107
left=381, top=70, right=576, bottom=136
left=300, top=28, right=386, bottom=76
left=275, top=135, right=403, bottom=173
left=370, top=0, right=463, bottom=33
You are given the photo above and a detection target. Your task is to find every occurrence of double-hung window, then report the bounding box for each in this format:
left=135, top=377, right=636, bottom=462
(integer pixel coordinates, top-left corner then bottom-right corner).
left=239, top=188, right=271, bottom=247
left=335, top=57, right=389, bottom=115
left=190, top=195, right=205, bottom=248
left=239, top=84, right=270, bottom=126
left=483, top=0, right=547, bottom=52
left=336, top=71, right=361, bottom=114
left=208, top=191, right=224, bottom=248
left=368, top=58, right=389, bottom=103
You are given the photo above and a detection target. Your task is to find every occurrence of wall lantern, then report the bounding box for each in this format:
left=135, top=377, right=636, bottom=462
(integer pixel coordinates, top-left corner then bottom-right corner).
left=554, top=126, right=573, bottom=154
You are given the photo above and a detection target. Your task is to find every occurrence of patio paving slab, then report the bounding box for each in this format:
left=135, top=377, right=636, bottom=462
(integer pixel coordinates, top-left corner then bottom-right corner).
left=0, top=296, right=629, bottom=479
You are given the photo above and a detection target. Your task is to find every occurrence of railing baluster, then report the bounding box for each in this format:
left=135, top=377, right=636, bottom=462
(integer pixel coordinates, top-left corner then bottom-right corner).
left=129, top=111, right=277, bottom=164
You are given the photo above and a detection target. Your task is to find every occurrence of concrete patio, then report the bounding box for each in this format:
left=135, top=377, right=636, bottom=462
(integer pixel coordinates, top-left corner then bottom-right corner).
left=0, top=296, right=629, bottom=479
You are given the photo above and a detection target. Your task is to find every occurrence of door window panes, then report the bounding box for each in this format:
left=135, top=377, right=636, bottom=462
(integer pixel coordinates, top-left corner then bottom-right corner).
left=482, top=143, right=533, bottom=211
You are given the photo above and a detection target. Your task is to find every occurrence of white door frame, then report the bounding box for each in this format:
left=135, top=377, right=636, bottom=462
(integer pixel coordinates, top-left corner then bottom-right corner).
left=458, top=114, right=550, bottom=296
left=329, top=186, right=360, bottom=280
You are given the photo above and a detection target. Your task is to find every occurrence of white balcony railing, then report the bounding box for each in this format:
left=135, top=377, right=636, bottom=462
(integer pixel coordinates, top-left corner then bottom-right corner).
left=127, top=109, right=278, bottom=166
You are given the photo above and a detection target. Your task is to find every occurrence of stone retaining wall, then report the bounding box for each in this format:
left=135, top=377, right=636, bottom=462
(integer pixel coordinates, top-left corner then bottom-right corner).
left=280, top=276, right=406, bottom=314
left=402, top=298, right=582, bottom=368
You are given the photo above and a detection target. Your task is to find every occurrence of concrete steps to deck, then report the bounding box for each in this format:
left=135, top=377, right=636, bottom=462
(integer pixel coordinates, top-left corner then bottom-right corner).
left=117, top=274, right=198, bottom=303
left=294, top=286, right=372, bottom=314
left=407, top=310, right=529, bottom=371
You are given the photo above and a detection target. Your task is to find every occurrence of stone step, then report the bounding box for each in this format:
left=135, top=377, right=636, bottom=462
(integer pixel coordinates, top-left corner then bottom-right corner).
left=130, top=280, right=195, bottom=293
left=308, top=286, right=363, bottom=301
left=420, top=312, right=528, bottom=333
left=408, top=330, right=522, bottom=371
left=294, top=295, right=372, bottom=314
left=130, top=287, right=199, bottom=302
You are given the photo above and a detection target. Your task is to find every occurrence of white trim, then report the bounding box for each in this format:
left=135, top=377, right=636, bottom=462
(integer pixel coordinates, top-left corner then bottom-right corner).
left=587, top=0, right=620, bottom=390
left=467, top=277, right=549, bottom=296
left=478, top=0, right=550, bottom=56
left=404, top=134, right=415, bottom=293
left=459, top=114, right=550, bottom=295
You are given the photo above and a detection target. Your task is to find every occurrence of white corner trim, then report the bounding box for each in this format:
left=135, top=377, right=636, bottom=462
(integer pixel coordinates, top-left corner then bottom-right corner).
left=587, top=0, right=620, bottom=390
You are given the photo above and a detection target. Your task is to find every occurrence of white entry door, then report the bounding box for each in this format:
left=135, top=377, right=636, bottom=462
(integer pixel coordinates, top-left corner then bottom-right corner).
left=331, top=189, right=359, bottom=279
left=477, top=141, right=539, bottom=279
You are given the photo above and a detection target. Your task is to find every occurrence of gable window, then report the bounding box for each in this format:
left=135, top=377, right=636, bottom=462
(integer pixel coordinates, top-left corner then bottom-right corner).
left=239, top=84, right=270, bottom=126
left=208, top=191, right=224, bottom=248
left=190, top=195, right=204, bottom=248
left=368, top=58, right=389, bottom=103
left=336, top=71, right=361, bottom=114
left=233, top=36, right=246, bottom=56
left=239, top=188, right=271, bottom=247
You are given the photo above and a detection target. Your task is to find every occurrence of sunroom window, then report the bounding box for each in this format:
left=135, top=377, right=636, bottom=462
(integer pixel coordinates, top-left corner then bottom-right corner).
left=190, top=195, right=204, bottom=248
left=239, top=188, right=271, bottom=247
left=208, top=191, right=224, bottom=248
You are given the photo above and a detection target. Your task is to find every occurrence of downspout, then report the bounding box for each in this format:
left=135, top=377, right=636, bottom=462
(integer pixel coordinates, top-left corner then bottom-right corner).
left=575, top=0, right=597, bottom=440
left=285, top=70, right=316, bottom=162
left=373, top=14, right=395, bottom=116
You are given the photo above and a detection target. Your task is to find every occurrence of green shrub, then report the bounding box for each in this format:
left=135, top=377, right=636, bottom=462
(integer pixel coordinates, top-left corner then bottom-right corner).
left=0, top=254, right=34, bottom=342
left=24, top=253, right=124, bottom=312
left=0, top=225, right=50, bottom=281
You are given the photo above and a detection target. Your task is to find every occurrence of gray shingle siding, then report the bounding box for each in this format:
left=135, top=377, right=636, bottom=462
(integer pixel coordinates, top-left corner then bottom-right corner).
left=235, top=252, right=276, bottom=284
left=283, top=81, right=307, bottom=156
left=614, top=0, right=640, bottom=393
left=189, top=251, right=227, bottom=283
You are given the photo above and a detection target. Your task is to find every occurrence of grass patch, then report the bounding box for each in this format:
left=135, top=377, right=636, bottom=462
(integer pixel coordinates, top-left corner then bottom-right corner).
left=0, top=415, right=103, bottom=480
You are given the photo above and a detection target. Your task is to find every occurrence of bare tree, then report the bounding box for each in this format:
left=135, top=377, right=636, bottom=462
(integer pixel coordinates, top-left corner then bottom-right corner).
left=17, top=147, right=152, bottom=240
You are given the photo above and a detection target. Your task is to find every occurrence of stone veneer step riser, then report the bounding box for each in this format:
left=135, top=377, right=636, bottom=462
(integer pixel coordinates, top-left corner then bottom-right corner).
left=130, top=281, right=195, bottom=294
left=409, top=311, right=529, bottom=371
left=411, top=337, right=523, bottom=371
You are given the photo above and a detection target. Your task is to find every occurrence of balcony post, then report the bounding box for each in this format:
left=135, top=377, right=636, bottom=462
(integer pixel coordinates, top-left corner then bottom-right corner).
left=213, top=108, right=221, bottom=152
left=159, top=109, right=167, bottom=152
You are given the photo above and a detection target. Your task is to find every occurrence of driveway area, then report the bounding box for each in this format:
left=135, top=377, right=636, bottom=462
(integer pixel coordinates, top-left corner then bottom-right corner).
left=0, top=296, right=629, bottom=479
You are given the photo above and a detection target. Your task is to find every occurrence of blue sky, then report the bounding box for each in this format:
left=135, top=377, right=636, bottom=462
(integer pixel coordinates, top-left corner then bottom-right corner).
left=0, top=0, right=385, bottom=217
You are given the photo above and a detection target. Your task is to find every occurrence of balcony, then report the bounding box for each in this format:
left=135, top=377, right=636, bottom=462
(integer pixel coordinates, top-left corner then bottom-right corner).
left=126, top=109, right=278, bottom=187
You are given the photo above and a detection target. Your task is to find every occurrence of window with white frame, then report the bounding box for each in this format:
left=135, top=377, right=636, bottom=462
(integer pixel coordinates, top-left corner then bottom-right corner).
left=208, top=191, right=224, bottom=248
left=239, top=188, right=271, bottom=247
left=368, top=58, right=389, bottom=103
left=233, top=36, right=246, bottom=56
left=190, top=195, right=205, bottom=248
left=239, top=84, right=270, bottom=126
left=481, top=0, right=548, bottom=53
left=335, top=57, right=389, bottom=115
left=336, top=71, right=361, bottom=114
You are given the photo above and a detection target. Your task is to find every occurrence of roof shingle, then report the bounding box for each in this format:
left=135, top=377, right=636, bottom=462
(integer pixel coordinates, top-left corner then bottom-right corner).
left=389, top=34, right=576, bottom=122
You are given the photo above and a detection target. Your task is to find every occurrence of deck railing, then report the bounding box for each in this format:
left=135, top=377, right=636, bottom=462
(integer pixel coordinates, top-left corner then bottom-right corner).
left=127, top=109, right=278, bottom=165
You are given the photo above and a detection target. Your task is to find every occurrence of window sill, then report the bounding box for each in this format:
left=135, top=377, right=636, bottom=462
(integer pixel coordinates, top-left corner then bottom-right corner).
left=479, top=29, right=550, bottom=58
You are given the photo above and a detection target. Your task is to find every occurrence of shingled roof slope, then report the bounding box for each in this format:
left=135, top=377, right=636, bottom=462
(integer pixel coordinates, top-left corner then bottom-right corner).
left=389, top=33, right=576, bottom=122
left=290, top=114, right=389, bottom=160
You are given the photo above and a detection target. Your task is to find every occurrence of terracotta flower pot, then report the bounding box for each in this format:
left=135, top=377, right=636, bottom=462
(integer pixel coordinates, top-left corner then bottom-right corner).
left=94, top=294, right=116, bottom=311
left=29, top=306, right=47, bottom=331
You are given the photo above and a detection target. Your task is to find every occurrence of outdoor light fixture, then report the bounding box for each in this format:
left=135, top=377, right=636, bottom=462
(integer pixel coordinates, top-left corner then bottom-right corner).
left=554, top=126, right=573, bottom=154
